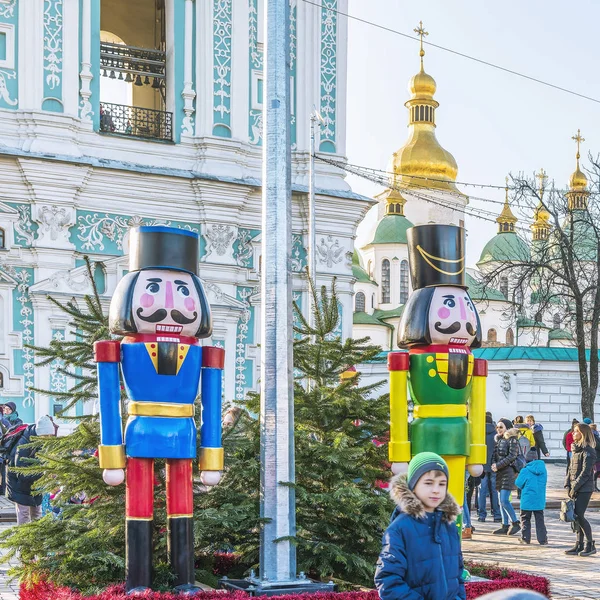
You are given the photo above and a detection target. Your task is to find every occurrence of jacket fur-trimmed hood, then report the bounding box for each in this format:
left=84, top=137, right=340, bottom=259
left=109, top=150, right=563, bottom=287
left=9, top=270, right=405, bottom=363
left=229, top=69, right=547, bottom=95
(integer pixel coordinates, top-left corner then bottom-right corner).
left=389, top=474, right=461, bottom=523
left=496, top=427, right=520, bottom=442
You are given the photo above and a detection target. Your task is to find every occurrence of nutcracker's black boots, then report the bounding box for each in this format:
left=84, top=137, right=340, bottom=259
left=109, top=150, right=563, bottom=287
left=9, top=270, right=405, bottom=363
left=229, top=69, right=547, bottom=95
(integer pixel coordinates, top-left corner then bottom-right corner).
left=169, top=516, right=200, bottom=593
left=126, top=519, right=153, bottom=593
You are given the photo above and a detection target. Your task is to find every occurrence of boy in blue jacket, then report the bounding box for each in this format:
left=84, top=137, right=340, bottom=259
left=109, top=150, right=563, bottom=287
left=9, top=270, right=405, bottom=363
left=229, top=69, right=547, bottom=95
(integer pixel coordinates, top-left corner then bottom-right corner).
left=375, top=452, right=466, bottom=600
left=515, top=459, right=548, bottom=545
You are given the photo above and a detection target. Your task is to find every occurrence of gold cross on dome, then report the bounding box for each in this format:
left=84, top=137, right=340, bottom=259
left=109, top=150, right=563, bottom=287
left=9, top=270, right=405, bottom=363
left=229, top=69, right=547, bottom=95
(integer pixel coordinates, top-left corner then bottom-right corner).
left=505, top=176, right=509, bottom=200
left=414, top=21, right=428, bottom=61
left=536, top=168, right=547, bottom=197
left=572, top=129, right=585, bottom=159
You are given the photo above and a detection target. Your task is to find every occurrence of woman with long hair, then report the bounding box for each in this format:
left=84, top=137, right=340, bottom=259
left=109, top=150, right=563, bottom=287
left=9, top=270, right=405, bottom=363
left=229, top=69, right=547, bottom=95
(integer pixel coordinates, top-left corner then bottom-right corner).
left=565, top=422, right=597, bottom=556
left=491, top=418, right=521, bottom=536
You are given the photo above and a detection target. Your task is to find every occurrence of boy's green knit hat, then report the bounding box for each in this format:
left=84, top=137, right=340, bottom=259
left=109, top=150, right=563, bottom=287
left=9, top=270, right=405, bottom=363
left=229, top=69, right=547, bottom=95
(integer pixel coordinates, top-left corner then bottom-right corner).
left=407, top=452, right=449, bottom=490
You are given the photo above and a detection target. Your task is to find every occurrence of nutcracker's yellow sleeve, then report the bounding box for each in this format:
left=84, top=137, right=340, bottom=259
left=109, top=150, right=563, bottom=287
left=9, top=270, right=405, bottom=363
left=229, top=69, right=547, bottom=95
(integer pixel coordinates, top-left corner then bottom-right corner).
left=467, top=358, right=487, bottom=465
left=388, top=352, right=411, bottom=463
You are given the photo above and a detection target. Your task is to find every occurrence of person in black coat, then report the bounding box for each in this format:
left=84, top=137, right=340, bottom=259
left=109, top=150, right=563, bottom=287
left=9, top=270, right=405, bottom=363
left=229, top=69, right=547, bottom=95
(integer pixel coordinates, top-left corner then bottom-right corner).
left=565, top=423, right=597, bottom=557
left=5, top=415, right=57, bottom=525
left=477, top=413, right=502, bottom=522
left=491, top=418, right=521, bottom=536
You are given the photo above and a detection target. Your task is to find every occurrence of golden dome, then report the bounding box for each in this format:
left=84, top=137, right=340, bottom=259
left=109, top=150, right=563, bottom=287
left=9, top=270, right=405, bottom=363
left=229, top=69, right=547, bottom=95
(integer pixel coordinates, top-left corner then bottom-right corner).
left=390, top=22, right=461, bottom=194
left=533, top=202, right=551, bottom=224
left=569, top=129, right=588, bottom=192
left=409, top=69, right=436, bottom=98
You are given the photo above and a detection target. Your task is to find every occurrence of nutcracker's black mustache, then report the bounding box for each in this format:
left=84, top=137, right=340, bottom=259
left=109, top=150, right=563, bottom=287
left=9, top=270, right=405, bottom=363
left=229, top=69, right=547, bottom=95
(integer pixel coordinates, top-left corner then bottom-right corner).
left=434, top=321, right=476, bottom=335
left=136, top=308, right=197, bottom=324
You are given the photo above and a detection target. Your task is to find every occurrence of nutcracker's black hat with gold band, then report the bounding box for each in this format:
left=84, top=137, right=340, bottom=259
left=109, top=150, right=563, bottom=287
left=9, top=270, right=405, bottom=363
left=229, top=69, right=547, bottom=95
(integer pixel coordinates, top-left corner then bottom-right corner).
left=129, top=226, right=199, bottom=275
left=406, top=224, right=466, bottom=290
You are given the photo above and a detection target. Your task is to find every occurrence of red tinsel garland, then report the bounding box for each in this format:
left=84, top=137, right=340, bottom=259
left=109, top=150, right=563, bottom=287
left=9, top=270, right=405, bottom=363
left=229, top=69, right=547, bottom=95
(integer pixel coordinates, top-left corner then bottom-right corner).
left=19, top=566, right=550, bottom=600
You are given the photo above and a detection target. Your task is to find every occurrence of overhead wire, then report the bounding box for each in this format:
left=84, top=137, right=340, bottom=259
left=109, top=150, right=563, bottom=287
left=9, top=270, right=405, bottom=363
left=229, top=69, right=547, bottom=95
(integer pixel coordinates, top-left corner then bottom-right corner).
left=315, top=154, right=537, bottom=231
left=301, top=0, right=600, bottom=106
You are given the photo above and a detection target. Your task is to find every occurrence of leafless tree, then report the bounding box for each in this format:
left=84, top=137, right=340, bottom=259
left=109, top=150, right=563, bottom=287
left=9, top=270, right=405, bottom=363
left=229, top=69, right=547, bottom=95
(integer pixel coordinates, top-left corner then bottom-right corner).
left=480, top=161, right=600, bottom=420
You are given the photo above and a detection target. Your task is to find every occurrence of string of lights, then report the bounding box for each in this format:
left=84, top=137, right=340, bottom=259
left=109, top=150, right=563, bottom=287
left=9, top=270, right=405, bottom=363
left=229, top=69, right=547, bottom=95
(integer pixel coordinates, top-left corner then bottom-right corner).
left=301, top=0, right=600, bottom=106
left=315, top=154, right=537, bottom=228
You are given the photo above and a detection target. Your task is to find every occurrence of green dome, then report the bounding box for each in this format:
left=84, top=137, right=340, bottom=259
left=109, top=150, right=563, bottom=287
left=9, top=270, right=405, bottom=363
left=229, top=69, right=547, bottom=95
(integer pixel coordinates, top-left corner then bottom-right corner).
left=368, top=214, right=414, bottom=246
left=352, top=249, right=375, bottom=284
left=478, top=232, right=530, bottom=265
left=465, top=273, right=506, bottom=302
left=561, top=216, right=597, bottom=261
left=548, top=328, right=574, bottom=341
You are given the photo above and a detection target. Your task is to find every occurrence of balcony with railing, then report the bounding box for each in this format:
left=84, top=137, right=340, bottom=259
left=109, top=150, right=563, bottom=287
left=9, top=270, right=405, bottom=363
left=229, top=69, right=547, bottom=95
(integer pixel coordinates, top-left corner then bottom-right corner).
left=99, top=41, right=172, bottom=142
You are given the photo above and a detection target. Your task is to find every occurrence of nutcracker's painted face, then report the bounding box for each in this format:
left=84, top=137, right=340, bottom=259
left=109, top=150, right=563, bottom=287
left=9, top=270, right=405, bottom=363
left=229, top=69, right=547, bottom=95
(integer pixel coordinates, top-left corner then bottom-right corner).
left=427, top=286, right=477, bottom=346
left=109, top=269, right=212, bottom=339
left=132, top=269, right=201, bottom=336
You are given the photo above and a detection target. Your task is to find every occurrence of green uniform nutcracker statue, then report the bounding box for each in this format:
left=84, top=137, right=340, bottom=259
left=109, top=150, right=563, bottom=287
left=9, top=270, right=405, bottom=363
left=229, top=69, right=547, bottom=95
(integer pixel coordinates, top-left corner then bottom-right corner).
left=388, top=224, right=487, bottom=517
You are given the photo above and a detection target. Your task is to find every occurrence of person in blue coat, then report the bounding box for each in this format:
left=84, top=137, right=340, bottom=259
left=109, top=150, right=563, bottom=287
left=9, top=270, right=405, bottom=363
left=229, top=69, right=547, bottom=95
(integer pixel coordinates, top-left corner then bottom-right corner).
left=515, top=459, right=548, bottom=545
left=375, top=452, right=466, bottom=600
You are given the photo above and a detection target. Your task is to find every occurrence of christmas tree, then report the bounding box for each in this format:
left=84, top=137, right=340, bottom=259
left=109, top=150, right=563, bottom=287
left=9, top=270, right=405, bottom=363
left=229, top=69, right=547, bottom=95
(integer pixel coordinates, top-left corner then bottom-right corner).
left=1, top=271, right=393, bottom=591
left=195, top=277, right=392, bottom=587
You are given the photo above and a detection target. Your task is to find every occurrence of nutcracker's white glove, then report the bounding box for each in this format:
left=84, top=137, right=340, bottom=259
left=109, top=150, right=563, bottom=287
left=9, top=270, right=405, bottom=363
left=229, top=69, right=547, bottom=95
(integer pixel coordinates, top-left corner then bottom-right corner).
left=391, top=462, right=409, bottom=475
left=467, top=464, right=484, bottom=477
left=103, top=468, right=125, bottom=486
left=200, top=471, right=222, bottom=486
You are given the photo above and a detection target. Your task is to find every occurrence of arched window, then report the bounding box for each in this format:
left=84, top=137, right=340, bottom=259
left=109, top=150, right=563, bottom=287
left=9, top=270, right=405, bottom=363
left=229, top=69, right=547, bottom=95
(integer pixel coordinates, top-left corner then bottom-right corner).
left=0, top=372, right=3, bottom=388
left=553, top=313, right=561, bottom=329
left=371, top=294, right=375, bottom=309
left=355, top=292, right=366, bottom=313
left=535, top=311, right=542, bottom=323
left=400, top=260, right=409, bottom=304
left=0, top=227, right=4, bottom=249
left=381, top=259, right=390, bottom=304
left=506, top=328, right=514, bottom=346
left=500, top=276, right=508, bottom=299
left=487, top=328, right=497, bottom=343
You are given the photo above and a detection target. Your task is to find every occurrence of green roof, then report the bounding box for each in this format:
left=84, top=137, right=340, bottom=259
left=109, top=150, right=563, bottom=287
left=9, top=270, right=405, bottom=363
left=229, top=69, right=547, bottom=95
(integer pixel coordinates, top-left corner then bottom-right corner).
left=376, top=347, right=598, bottom=362
left=548, top=328, right=574, bottom=341
left=373, top=306, right=405, bottom=321
left=466, top=273, right=506, bottom=302
left=472, top=346, right=595, bottom=361
left=368, top=214, right=414, bottom=246
left=352, top=250, right=376, bottom=284
left=353, top=311, right=393, bottom=328
left=478, top=232, right=531, bottom=265
left=517, top=317, right=550, bottom=329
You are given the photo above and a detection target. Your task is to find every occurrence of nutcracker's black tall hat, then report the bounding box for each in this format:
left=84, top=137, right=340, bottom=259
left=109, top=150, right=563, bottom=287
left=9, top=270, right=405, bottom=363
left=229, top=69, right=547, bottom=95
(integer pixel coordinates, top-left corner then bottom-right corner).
left=129, top=226, right=199, bottom=275
left=406, top=224, right=467, bottom=290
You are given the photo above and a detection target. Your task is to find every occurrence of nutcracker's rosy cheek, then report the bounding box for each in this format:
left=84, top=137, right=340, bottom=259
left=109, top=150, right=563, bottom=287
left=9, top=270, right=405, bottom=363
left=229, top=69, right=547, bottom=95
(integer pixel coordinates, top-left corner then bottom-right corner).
left=437, top=306, right=451, bottom=319
left=184, top=297, right=196, bottom=312
left=140, top=293, right=154, bottom=308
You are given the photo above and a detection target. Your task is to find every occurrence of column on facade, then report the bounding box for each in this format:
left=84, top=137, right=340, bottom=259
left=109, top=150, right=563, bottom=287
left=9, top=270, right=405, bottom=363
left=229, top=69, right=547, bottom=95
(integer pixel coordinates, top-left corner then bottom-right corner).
left=78, top=0, right=94, bottom=125
left=181, top=0, right=196, bottom=137
left=18, top=0, right=44, bottom=110
left=194, top=0, right=213, bottom=137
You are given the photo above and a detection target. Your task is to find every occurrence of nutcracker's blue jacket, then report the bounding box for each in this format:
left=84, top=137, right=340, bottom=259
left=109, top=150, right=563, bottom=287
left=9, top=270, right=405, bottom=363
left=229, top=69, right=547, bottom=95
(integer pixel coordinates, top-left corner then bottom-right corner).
left=374, top=474, right=466, bottom=600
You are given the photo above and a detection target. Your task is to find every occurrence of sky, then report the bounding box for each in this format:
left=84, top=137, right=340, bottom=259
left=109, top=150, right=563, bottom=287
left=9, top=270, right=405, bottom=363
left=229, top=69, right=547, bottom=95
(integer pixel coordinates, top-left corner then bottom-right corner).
left=345, top=0, right=600, bottom=266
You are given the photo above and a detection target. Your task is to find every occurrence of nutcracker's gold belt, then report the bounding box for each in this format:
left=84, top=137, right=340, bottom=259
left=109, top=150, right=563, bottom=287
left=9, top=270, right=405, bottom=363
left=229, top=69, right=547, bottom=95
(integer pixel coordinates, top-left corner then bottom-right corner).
left=413, top=404, right=467, bottom=419
left=128, top=401, right=195, bottom=418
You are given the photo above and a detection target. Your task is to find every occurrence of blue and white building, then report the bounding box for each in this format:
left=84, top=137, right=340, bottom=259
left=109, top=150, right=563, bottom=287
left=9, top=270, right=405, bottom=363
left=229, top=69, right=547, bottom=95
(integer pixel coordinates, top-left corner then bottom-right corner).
left=0, top=0, right=372, bottom=424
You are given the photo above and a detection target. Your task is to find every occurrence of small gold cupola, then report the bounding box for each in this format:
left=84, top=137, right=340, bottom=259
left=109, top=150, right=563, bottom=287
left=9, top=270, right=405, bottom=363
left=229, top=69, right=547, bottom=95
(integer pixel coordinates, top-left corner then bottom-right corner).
left=531, top=168, right=551, bottom=241
left=497, top=177, right=518, bottom=233
left=391, top=22, right=461, bottom=194
left=566, top=129, right=589, bottom=211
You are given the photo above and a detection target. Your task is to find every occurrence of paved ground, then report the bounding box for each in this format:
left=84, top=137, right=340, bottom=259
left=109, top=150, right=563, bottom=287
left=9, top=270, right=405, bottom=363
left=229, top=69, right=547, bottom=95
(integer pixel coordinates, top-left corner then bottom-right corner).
left=464, top=463, right=600, bottom=600
left=0, top=463, right=596, bottom=599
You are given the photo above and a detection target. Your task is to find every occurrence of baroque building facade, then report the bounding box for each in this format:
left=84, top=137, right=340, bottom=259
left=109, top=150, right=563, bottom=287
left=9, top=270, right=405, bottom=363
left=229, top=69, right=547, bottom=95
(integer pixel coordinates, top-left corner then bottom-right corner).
left=0, top=0, right=371, bottom=425
left=352, top=40, right=599, bottom=452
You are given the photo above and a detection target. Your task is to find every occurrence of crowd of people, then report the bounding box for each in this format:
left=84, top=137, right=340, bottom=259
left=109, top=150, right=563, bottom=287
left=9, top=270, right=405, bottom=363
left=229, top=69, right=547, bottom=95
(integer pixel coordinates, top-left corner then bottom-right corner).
left=0, top=403, right=58, bottom=525
left=376, top=413, right=598, bottom=600
left=462, top=412, right=598, bottom=556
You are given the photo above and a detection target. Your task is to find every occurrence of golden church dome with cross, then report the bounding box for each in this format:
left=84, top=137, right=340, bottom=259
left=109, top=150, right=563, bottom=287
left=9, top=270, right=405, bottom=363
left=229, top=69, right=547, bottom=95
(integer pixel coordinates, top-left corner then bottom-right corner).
left=569, top=129, right=588, bottom=192
left=391, top=22, right=462, bottom=195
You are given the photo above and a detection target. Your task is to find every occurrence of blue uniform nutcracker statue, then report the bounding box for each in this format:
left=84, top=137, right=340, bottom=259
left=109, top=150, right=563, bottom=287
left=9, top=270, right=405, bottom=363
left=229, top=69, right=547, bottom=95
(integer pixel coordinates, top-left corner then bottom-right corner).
left=94, top=226, right=224, bottom=594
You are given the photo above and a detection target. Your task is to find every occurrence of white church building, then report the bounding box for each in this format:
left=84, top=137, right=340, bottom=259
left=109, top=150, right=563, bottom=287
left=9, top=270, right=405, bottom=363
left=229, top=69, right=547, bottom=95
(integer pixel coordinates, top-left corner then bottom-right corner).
left=352, top=41, right=598, bottom=453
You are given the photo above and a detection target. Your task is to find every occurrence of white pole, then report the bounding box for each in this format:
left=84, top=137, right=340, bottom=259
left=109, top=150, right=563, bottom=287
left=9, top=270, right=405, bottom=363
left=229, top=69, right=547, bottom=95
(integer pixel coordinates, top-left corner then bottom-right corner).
left=259, top=0, right=296, bottom=584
